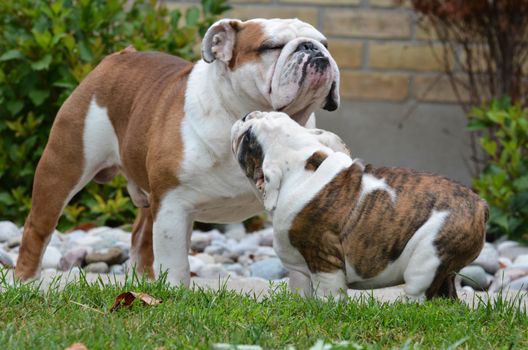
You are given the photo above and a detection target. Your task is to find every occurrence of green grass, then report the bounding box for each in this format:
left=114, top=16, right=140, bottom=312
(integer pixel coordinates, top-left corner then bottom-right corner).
left=0, top=269, right=527, bottom=350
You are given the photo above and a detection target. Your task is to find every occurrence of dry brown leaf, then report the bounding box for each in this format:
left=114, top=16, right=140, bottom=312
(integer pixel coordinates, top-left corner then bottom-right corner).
left=65, top=343, right=88, bottom=350
left=110, top=291, right=162, bottom=312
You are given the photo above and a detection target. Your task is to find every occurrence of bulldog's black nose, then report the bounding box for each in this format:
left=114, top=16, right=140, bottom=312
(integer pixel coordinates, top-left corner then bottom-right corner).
left=296, top=41, right=320, bottom=53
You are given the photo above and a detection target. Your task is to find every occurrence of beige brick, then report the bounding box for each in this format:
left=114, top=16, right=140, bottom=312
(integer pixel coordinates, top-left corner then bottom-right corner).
left=280, top=0, right=359, bottom=4
left=328, top=40, right=363, bottom=69
left=231, top=0, right=271, bottom=3
left=415, top=18, right=443, bottom=41
left=340, top=71, right=409, bottom=101
left=413, top=75, right=469, bottom=103
left=370, top=43, right=451, bottom=71
left=459, top=47, right=496, bottom=73
left=166, top=3, right=195, bottom=13
left=322, top=9, right=411, bottom=39
left=228, top=6, right=318, bottom=26
left=369, top=0, right=410, bottom=7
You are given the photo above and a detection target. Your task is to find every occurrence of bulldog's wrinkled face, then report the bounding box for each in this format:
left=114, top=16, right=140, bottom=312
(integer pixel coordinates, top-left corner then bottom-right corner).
left=231, top=111, right=349, bottom=199
left=202, top=18, right=340, bottom=125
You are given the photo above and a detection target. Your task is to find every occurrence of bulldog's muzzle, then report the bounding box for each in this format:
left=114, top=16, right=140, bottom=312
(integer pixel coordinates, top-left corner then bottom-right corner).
left=271, top=38, right=340, bottom=120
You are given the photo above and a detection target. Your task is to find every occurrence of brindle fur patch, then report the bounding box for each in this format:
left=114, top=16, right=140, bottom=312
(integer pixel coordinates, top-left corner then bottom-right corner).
left=237, top=128, right=265, bottom=184
left=305, top=151, right=328, bottom=171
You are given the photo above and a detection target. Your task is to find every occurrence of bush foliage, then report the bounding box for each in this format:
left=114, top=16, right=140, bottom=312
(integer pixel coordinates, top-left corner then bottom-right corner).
left=469, top=99, right=528, bottom=242
left=0, top=0, right=229, bottom=229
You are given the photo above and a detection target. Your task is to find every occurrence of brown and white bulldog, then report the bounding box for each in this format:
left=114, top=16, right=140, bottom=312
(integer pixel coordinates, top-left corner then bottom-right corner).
left=231, top=111, right=488, bottom=300
left=15, top=18, right=340, bottom=286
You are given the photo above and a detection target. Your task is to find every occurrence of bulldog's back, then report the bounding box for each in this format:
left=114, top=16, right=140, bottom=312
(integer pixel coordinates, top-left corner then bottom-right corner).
left=80, top=49, right=193, bottom=143
left=50, top=48, right=194, bottom=191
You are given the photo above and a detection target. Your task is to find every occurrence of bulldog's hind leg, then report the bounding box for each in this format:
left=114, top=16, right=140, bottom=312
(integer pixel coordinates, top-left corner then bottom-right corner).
left=16, top=97, right=121, bottom=280
left=130, top=208, right=155, bottom=279
left=15, top=143, right=87, bottom=280
left=425, top=270, right=457, bottom=299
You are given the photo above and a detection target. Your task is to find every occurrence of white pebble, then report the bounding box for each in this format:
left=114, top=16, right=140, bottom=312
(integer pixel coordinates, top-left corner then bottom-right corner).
left=74, top=235, right=103, bottom=247
left=41, top=246, right=62, bottom=269
left=195, top=253, right=215, bottom=265
left=188, top=255, right=205, bottom=274
left=224, top=223, right=247, bottom=241
left=497, top=240, right=520, bottom=253
left=198, top=264, right=229, bottom=278
left=229, top=235, right=260, bottom=255
left=513, top=254, right=528, bottom=265
left=0, top=221, right=21, bottom=243
left=257, top=228, right=274, bottom=247
left=472, top=242, right=499, bottom=273
left=498, top=257, right=513, bottom=269
left=191, top=231, right=213, bottom=252
left=254, top=246, right=276, bottom=257
left=204, top=244, right=226, bottom=255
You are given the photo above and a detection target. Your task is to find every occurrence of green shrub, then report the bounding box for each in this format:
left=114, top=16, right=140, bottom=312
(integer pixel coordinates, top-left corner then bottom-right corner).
left=468, top=99, right=528, bottom=242
left=0, top=0, right=229, bottom=229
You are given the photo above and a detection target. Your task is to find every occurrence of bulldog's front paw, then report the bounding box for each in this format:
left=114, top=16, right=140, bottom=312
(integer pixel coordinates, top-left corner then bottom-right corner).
left=311, top=270, right=348, bottom=301
left=288, top=270, right=313, bottom=297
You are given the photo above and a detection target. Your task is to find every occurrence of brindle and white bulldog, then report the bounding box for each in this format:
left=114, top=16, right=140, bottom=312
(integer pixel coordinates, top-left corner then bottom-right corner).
left=15, top=18, right=340, bottom=286
left=231, top=111, right=488, bottom=300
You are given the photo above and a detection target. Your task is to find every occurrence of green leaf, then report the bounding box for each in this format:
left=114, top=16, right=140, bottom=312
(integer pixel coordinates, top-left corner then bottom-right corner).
left=62, top=34, right=76, bottom=51
left=467, top=119, right=489, bottom=131
left=31, top=54, right=52, bottom=71
left=0, top=192, right=15, bottom=206
left=480, top=138, right=497, bottom=157
left=52, top=81, right=76, bottom=89
left=185, top=7, right=200, bottom=26
left=0, top=49, right=23, bottom=62
left=509, top=191, right=528, bottom=213
left=513, top=176, right=528, bottom=191
left=6, top=100, right=24, bottom=116
left=51, top=1, right=63, bottom=15
left=78, top=40, right=92, bottom=62
left=32, top=29, right=52, bottom=49
left=28, top=89, right=50, bottom=106
left=170, top=9, right=181, bottom=29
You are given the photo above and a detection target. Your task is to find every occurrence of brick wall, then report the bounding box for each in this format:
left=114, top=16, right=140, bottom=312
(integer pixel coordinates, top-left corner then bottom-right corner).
left=168, top=0, right=459, bottom=105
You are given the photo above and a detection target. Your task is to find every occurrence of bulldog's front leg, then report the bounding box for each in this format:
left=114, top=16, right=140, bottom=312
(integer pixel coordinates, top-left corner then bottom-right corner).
left=152, top=191, right=194, bottom=287
left=311, top=270, right=348, bottom=300
left=289, top=270, right=313, bottom=297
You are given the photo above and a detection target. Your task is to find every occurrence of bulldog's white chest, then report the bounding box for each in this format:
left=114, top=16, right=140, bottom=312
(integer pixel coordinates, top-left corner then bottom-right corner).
left=176, top=110, right=263, bottom=222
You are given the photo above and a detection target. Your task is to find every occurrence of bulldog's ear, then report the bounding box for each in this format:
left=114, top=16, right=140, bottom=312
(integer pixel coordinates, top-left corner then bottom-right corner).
left=261, top=161, right=282, bottom=212
left=323, top=79, right=340, bottom=111
left=202, top=19, right=242, bottom=64
left=310, top=129, right=351, bottom=156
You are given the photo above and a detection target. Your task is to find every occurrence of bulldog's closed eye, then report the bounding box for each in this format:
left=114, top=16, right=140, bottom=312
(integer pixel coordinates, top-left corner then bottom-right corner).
left=257, top=44, right=284, bottom=53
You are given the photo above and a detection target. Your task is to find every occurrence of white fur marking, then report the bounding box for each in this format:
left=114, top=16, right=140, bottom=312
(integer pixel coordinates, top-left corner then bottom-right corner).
left=345, top=210, right=449, bottom=299
left=403, top=210, right=448, bottom=298
left=358, top=173, right=397, bottom=205
left=63, top=97, right=120, bottom=211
